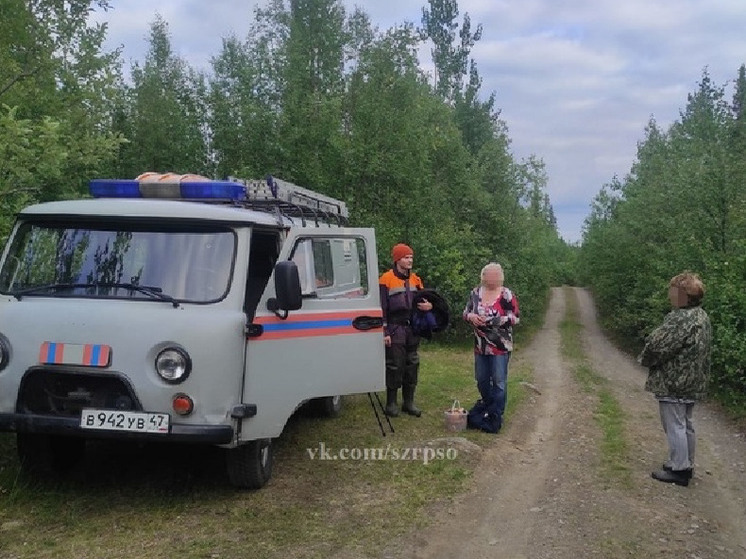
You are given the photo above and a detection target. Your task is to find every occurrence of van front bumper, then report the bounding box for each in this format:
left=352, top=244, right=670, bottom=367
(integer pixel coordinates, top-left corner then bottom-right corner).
left=0, top=413, right=234, bottom=444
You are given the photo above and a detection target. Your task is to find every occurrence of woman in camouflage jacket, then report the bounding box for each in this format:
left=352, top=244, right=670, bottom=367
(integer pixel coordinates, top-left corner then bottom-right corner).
left=638, top=272, right=712, bottom=487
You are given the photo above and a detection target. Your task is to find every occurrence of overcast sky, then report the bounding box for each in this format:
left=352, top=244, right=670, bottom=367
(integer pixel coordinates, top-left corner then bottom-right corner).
left=92, top=0, right=746, bottom=243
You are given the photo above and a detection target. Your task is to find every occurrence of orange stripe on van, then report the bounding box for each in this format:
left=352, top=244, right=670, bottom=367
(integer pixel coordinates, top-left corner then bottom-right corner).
left=252, top=310, right=382, bottom=340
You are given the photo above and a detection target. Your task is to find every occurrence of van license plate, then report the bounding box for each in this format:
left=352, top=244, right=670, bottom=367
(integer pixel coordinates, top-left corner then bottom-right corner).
left=80, top=409, right=170, bottom=434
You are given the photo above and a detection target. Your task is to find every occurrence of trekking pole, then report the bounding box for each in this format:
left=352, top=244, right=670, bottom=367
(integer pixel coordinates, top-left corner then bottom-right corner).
left=367, top=392, right=386, bottom=436
left=373, top=391, right=395, bottom=434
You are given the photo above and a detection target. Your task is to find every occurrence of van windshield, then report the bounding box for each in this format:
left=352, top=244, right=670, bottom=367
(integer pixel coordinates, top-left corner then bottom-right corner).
left=0, top=220, right=236, bottom=303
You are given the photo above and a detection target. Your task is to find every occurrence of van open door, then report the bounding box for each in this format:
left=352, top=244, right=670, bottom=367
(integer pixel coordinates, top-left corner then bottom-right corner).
left=240, top=227, right=384, bottom=442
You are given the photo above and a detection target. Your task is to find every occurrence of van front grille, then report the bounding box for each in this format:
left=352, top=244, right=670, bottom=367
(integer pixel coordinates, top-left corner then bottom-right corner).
left=17, top=369, right=141, bottom=417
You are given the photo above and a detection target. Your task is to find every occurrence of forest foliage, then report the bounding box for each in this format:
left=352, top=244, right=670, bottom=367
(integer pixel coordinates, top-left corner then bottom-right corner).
left=0, top=0, right=574, bottom=333
left=580, top=67, right=746, bottom=409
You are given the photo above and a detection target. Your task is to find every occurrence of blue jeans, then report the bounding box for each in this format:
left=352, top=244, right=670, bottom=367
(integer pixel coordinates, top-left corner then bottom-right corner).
left=475, top=353, right=510, bottom=417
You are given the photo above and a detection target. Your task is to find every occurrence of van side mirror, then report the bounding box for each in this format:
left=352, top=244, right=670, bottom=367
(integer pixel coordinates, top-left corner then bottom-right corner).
left=267, top=260, right=302, bottom=318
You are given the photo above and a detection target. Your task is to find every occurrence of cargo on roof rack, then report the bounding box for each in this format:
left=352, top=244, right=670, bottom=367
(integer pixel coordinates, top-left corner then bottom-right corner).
left=230, top=175, right=348, bottom=226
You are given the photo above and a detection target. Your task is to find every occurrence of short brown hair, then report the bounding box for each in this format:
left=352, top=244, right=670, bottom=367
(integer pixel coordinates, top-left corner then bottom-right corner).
left=669, top=272, right=705, bottom=306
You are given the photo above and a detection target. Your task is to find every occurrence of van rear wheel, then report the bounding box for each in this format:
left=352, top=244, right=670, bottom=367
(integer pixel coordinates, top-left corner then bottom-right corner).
left=312, top=395, right=343, bottom=418
left=226, top=438, right=273, bottom=489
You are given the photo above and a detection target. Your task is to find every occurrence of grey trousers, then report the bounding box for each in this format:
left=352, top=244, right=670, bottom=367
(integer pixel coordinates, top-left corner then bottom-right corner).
left=658, top=400, right=695, bottom=471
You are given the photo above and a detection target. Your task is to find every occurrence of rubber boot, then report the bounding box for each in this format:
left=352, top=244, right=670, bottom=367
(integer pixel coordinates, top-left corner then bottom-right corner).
left=384, top=388, right=400, bottom=417
left=401, top=385, right=422, bottom=417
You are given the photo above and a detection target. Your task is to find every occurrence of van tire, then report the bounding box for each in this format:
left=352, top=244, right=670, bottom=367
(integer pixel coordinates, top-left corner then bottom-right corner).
left=16, top=433, right=85, bottom=476
left=226, top=438, right=273, bottom=489
left=313, top=395, right=343, bottom=418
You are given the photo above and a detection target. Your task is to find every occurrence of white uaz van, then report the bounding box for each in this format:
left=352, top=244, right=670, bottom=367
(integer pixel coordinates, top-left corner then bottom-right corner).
left=0, top=174, right=385, bottom=489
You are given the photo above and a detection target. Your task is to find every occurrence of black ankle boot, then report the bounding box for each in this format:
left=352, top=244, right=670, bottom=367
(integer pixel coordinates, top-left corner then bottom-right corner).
left=662, top=464, right=693, bottom=479
left=401, top=385, right=421, bottom=417
left=652, top=469, right=690, bottom=487
left=384, top=388, right=399, bottom=417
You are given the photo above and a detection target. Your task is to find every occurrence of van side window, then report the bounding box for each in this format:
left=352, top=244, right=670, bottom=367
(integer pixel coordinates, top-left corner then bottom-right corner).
left=291, top=237, right=368, bottom=299
left=312, top=240, right=333, bottom=288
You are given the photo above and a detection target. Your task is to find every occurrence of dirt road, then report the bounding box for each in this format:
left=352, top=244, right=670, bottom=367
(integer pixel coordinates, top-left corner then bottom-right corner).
left=395, top=287, right=746, bottom=559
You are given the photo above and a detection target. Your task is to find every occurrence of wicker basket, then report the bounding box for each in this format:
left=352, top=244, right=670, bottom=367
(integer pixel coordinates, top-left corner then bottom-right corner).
left=443, top=400, right=467, bottom=432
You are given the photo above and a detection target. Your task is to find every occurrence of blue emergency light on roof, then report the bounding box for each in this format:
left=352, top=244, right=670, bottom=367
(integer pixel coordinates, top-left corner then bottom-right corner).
left=89, top=180, right=141, bottom=198
left=181, top=181, right=246, bottom=200
left=89, top=178, right=247, bottom=201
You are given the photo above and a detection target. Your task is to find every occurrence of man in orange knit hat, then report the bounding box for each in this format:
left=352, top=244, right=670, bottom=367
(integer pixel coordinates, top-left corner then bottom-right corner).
left=379, top=243, right=432, bottom=417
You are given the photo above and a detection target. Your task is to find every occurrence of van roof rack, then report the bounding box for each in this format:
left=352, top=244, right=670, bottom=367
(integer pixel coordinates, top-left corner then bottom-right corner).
left=89, top=173, right=349, bottom=227
left=230, top=175, right=349, bottom=227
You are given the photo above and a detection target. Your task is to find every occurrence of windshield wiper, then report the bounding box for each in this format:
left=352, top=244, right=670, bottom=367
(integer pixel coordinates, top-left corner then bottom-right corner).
left=12, top=282, right=180, bottom=308
left=12, top=283, right=85, bottom=299
left=95, top=283, right=181, bottom=308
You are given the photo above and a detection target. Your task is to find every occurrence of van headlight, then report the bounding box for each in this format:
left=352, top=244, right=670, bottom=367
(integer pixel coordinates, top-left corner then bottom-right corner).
left=0, top=337, right=9, bottom=371
left=155, top=348, right=191, bottom=383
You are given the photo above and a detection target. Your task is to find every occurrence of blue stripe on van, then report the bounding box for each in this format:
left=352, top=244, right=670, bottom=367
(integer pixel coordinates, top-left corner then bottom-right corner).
left=262, top=319, right=352, bottom=332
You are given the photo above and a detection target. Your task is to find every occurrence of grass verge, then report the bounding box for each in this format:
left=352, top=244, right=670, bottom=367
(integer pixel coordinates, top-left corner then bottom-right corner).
left=559, top=287, right=631, bottom=487
left=0, top=343, right=531, bottom=559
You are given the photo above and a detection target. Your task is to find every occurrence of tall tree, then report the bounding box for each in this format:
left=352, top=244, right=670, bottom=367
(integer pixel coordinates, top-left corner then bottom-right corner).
left=0, top=107, right=67, bottom=241
left=420, top=0, right=481, bottom=102
left=453, top=60, right=498, bottom=156
left=670, top=70, right=732, bottom=256
left=277, top=0, right=347, bottom=191
left=0, top=0, right=122, bottom=215
left=209, top=35, right=280, bottom=178
left=115, top=16, right=208, bottom=176
left=725, top=64, right=746, bottom=241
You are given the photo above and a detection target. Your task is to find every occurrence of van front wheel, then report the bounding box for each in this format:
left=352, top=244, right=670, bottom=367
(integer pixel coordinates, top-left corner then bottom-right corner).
left=226, top=438, right=273, bottom=489
left=16, top=433, right=85, bottom=476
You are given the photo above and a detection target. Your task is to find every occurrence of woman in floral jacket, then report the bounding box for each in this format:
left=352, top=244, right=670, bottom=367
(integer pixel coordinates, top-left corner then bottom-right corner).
left=463, top=262, right=520, bottom=423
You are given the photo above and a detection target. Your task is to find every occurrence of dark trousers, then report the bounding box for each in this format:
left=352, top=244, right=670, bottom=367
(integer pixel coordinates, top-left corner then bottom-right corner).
left=385, top=342, right=420, bottom=390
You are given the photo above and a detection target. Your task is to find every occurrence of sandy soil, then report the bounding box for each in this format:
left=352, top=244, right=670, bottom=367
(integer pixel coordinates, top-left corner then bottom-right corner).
left=391, top=287, right=746, bottom=559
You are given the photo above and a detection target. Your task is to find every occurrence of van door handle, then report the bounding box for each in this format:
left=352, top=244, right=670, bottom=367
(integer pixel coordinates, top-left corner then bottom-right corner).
left=246, top=323, right=264, bottom=337
left=352, top=316, right=384, bottom=331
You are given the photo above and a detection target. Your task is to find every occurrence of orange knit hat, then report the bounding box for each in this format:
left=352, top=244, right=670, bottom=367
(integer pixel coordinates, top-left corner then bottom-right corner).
left=392, top=243, right=414, bottom=262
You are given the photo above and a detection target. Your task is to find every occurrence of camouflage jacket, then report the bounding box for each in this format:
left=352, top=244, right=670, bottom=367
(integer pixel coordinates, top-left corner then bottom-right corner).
left=638, top=306, right=712, bottom=400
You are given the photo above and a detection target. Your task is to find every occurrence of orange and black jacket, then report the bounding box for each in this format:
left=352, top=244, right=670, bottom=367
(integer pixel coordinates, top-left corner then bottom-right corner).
left=379, top=267, right=424, bottom=337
